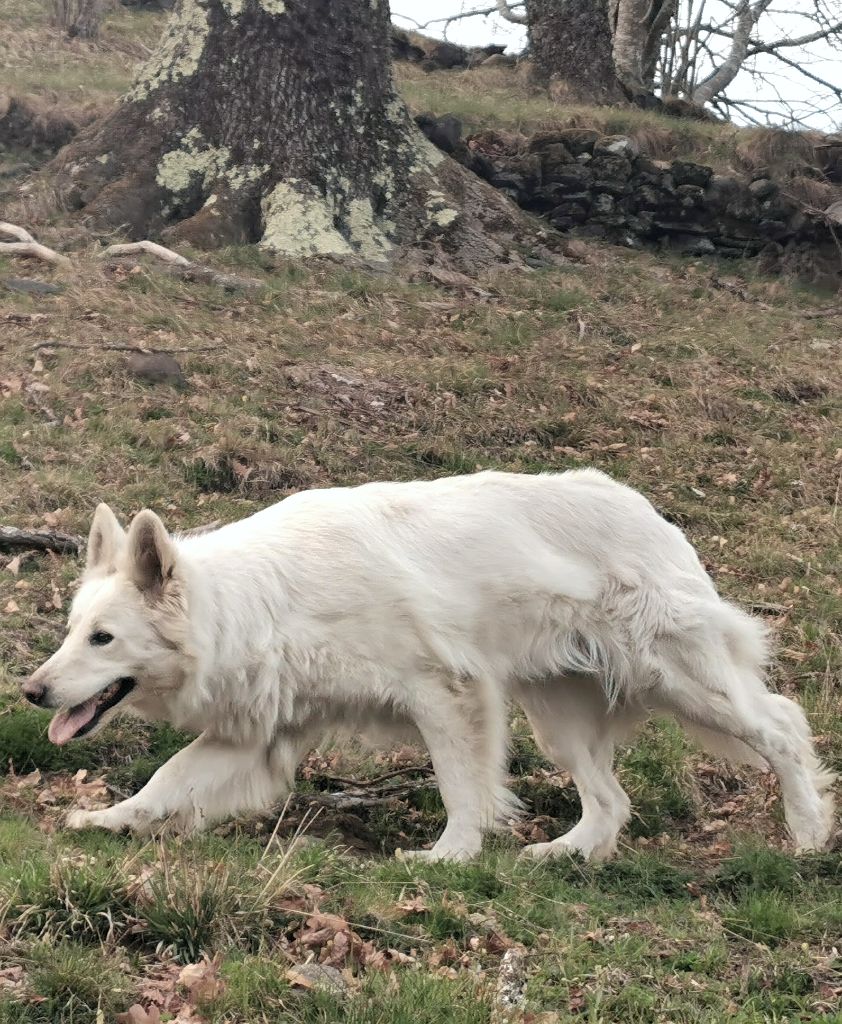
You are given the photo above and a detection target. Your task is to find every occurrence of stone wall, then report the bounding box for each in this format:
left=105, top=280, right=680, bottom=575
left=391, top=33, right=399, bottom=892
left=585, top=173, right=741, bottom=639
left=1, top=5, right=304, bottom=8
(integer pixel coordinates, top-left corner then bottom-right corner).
left=417, top=115, right=842, bottom=287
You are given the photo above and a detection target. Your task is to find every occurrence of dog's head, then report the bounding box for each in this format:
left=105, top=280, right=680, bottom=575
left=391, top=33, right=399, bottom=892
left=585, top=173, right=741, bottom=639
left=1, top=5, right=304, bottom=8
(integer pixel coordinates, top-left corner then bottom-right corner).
left=22, top=504, right=193, bottom=745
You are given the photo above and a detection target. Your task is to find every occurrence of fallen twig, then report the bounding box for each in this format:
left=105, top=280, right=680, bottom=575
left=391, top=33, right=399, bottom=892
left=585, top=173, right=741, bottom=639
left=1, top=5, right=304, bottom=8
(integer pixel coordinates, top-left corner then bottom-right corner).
left=0, top=222, right=36, bottom=244
left=0, top=241, right=72, bottom=268
left=319, top=764, right=434, bottom=789
left=748, top=601, right=791, bottom=615
left=299, top=779, right=437, bottom=811
left=32, top=341, right=223, bottom=355
left=0, top=526, right=82, bottom=555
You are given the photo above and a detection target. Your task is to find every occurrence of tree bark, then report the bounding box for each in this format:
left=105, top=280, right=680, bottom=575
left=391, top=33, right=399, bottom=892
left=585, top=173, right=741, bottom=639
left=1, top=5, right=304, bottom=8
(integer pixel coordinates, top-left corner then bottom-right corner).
left=46, top=0, right=535, bottom=271
left=528, top=0, right=675, bottom=107
left=528, top=0, right=626, bottom=103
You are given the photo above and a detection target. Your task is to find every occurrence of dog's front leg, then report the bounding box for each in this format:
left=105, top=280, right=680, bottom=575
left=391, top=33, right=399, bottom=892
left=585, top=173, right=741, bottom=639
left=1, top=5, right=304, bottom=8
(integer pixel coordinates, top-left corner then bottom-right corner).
left=66, top=732, right=284, bottom=835
left=400, top=678, right=509, bottom=863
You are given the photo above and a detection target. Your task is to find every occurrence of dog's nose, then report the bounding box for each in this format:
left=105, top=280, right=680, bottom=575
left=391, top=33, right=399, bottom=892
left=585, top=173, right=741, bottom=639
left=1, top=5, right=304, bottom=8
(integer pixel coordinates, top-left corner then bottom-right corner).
left=22, top=678, right=48, bottom=707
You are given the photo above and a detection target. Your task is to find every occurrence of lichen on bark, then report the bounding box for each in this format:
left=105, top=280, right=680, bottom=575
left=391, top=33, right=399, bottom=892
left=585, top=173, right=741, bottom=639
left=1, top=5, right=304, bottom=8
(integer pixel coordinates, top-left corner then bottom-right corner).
left=44, top=0, right=542, bottom=270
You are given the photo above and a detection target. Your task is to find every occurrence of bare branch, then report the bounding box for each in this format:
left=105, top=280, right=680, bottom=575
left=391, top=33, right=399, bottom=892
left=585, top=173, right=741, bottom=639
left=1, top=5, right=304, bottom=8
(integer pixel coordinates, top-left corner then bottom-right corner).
left=392, top=4, right=524, bottom=33
left=748, top=20, right=842, bottom=54
left=692, top=0, right=773, bottom=105
left=495, top=0, right=527, bottom=24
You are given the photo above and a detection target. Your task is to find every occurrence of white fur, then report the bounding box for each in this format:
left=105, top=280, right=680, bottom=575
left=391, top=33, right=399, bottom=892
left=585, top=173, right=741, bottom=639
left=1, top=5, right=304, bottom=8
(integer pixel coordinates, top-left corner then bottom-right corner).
left=28, top=470, right=835, bottom=859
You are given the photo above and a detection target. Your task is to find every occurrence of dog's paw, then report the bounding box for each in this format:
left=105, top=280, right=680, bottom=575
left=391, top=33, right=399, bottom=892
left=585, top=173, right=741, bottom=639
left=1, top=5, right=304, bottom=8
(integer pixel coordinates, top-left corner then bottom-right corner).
left=65, top=809, right=107, bottom=831
left=65, top=807, right=128, bottom=833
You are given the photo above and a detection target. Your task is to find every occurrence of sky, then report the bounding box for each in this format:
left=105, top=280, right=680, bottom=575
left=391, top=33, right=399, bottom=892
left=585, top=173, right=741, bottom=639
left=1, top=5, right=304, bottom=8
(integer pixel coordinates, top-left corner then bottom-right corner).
left=391, top=1, right=842, bottom=131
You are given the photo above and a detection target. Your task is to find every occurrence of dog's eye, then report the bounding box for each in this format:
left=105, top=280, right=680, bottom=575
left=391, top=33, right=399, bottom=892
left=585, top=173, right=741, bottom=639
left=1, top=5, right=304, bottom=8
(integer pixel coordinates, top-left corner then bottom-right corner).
left=89, top=631, right=114, bottom=647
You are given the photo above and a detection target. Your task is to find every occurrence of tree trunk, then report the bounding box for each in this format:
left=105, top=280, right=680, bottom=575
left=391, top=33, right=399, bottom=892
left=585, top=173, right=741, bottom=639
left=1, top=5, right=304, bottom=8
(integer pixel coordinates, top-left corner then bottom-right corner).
left=528, top=0, right=674, bottom=107
left=47, top=0, right=535, bottom=270
left=528, top=0, right=625, bottom=104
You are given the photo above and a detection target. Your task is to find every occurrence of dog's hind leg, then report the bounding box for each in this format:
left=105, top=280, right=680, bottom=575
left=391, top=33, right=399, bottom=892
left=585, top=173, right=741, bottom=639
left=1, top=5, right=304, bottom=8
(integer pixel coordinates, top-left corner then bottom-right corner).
left=65, top=732, right=299, bottom=834
left=400, top=673, right=515, bottom=863
left=514, top=674, right=638, bottom=862
left=651, top=608, right=835, bottom=852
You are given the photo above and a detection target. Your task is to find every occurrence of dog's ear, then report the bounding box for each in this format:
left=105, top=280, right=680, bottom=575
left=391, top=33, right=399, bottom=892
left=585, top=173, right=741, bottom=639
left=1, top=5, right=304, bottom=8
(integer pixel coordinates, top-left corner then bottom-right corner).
left=126, top=510, right=177, bottom=597
left=86, top=503, right=126, bottom=575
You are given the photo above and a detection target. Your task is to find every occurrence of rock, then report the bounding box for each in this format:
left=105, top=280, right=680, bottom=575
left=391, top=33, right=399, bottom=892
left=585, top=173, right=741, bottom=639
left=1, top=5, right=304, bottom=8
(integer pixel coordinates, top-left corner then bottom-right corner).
left=676, top=184, right=705, bottom=207
left=426, top=40, right=467, bottom=69
left=462, top=149, right=495, bottom=181
left=591, top=193, right=614, bottom=215
left=2, top=278, right=64, bottom=296
left=490, top=171, right=527, bottom=201
left=559, top=129, right=600, bottom=156
left=670, top=160, right=713, bottom=188
left=823, top=199, right=842, bottom=225
left=550, top=164, right=593, bottom=192
left=594, top=135, right=639, bottom=159
left=125, top=351, right=186, bottom=387
left=748, top=177, right=776, bottom=200
left=814, top=138, right=842, bottom=183
left=548, top=200, right=590, bottom=229
left=414, top=112, right=462, bottom=154
left=481, top=53, right=516, bottom=67
left=539, top=142, right=574, bottom=177
left=288, top=963, right=347, bottom=997
left=528, top=129, right=597, bottom=157
left=590, top=152, right=632, bottom=195
left=391, top=28, right=426, bottom=63
left=758, top=219, right=789, bottom=240
left=671, top=234, right=716, bottom=255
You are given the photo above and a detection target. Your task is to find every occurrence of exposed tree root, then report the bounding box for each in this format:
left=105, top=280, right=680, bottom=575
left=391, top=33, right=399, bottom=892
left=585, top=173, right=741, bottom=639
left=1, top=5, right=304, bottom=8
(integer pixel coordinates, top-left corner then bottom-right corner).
left=0, top=240, right=72, bottom=267
left=99, top=240, right=192, bottom=266
left=0, top=222, right=36, bottom=244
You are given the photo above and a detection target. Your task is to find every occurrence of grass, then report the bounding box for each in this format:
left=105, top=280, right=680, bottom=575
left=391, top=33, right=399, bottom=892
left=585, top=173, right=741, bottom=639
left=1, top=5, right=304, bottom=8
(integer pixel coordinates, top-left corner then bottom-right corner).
left=1, top=2, right=841, bottom=1022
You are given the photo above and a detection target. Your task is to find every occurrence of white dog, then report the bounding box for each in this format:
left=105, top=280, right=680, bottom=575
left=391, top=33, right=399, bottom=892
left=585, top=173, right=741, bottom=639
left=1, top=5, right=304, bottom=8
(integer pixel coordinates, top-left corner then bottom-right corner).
left=23, top=470, right=834, bottom=861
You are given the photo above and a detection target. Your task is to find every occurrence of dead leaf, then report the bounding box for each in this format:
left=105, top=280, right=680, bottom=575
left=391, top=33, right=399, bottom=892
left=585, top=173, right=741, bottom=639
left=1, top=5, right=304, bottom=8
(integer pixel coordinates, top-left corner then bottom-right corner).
left=396, top=894, right=430, bottom=914
left=3, top=599, right=19, bottom=614
left=6, top=555, right=21, bottom=575
left=178, top=955, right=225, bottom=1004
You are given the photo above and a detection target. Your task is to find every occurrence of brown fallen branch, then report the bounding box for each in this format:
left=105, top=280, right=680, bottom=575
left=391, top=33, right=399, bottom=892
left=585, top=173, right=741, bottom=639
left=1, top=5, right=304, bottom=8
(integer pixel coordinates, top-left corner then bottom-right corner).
left=318, top=764, right=434, bottom=788
left=101, top=239, right=264, bottom=292
left=31, top=341, right=223, bottom=355
left=0, top=241, right=72, bottom=268
left=0, top=526, right=83, bottom=555
left=298, top=779, right=437, bottom=811
left=0, top=519, right=225, bottom=562
left=0, top=222, right=36, bottom=244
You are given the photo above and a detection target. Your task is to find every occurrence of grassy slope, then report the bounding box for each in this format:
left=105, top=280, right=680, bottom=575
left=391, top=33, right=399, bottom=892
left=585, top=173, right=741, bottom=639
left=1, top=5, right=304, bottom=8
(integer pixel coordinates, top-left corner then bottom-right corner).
left=1, top=4, right=841, bottom=1023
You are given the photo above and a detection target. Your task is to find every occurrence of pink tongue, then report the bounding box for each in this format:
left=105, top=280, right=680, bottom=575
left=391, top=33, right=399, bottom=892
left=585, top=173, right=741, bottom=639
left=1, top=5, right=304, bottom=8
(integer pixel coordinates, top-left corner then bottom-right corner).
left=48, top=698, right=98, bottom=746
